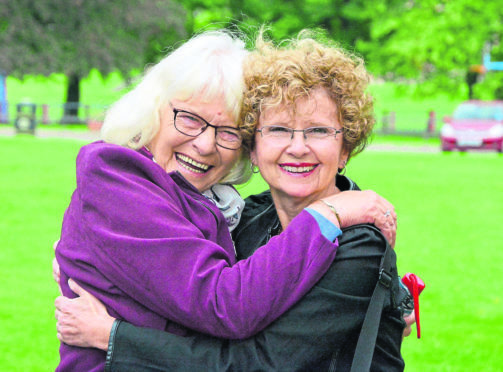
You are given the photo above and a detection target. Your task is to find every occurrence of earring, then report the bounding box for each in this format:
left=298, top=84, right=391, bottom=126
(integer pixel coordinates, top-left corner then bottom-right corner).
left=338, top=160, right=347, bottom=175
left=250, top=163, right=260, bottom=174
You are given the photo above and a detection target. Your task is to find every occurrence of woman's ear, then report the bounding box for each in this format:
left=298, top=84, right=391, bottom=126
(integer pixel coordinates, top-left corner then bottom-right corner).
left=250, top=148, right=258, bottom=166
left=338, top=149, right=349, bottom=171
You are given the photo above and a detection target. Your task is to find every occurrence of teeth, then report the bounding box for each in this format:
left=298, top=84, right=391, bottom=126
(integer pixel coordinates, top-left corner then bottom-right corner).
left=282, top=165, right=316, bottom=173
left=179, top=162, right=205, bottom=173
left=177, top=154, right=210, bottom=171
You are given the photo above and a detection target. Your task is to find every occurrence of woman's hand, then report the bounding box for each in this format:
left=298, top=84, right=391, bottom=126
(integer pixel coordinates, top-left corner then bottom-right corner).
left=402, top=312, right=416, bottom=339
left=52, top=240, right=61, bottom=293
left=318, top=190, right=397, bottom=247
left=55, top=279, right=115, bottom=351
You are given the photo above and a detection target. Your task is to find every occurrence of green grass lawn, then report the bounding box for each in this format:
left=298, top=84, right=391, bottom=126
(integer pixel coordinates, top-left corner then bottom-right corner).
left=0, top=136, right=82, bottom=370
left=369, top=83, right=462, bottom=132
left=343, top=149, right=503, bottom=371
left=4, top=70, right=130, bottom=124
left=0, top=135, right=501, bottom=371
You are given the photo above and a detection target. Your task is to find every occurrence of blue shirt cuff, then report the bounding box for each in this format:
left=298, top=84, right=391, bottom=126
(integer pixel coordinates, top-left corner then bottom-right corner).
left=305, top=208, right=342, bottom=242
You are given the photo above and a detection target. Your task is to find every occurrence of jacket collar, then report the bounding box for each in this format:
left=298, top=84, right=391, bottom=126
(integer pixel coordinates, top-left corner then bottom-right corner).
left=233, top=174, right=360, bottom=259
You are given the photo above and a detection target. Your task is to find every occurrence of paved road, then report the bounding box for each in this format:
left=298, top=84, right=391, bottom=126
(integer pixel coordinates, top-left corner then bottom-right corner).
left=0, top=126, right=101, bottom=142
left=367, top=143, right=440, bottom=153
left=0, top=126, right=441, bottom=153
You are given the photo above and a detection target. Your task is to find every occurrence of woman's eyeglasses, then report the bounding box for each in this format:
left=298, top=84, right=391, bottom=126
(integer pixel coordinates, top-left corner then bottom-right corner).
left=255, top=125, right=343, bottom=144
left=173, top=108, right=242, bottom=150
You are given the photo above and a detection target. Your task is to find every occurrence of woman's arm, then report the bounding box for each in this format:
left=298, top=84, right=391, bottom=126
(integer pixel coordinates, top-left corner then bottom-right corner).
left=56, top=226, right=406, bottom=371
left=311, top=190, right=397, bottom=248
left=57, top=143, right=341, bottom=339
left=56, top=279, right=113, bottom=351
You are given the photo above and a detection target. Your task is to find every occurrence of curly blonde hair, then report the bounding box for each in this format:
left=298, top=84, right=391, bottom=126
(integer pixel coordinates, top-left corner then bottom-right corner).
left=240, top=30, right=375, bottom=160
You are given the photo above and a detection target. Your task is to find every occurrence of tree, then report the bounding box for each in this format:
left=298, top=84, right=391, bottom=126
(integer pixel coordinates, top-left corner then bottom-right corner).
left=176, top=0, right=372, bottom=48
left=356, top=0, right=503, bottom=97
left=0, top=0, right=186, bottom=122
left=179, top=0, right=503, bottom=99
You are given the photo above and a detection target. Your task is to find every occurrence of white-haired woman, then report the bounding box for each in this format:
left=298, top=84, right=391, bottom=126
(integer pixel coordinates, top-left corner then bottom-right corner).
left=55, top=30, right=397, bottom=371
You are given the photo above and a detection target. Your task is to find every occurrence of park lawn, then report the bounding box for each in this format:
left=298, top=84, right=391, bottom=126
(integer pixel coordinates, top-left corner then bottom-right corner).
left=339, top=149, right=503, bottom=371
left=369, top=82, right=462, bottom=132
left=5, top=70, right=130, bottom=123
left=0, top=136, right=81, bottom=370
left=1, top=135, right=502, bottom=371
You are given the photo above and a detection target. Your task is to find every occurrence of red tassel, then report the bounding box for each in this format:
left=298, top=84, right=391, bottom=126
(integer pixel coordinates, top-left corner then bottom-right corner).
left=402, top=273, right=425, bottom=338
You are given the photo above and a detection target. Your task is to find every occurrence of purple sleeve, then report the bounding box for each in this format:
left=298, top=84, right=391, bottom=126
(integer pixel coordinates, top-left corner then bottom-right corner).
left=65, top=144, right=339, bottom=339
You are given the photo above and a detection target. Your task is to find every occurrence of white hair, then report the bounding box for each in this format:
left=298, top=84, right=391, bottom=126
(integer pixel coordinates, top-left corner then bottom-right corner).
left=101, top=29, right=251, bottom=184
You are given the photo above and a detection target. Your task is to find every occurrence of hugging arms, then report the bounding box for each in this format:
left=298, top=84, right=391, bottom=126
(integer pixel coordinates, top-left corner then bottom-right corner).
left=54, top=28, right=410, bottom=371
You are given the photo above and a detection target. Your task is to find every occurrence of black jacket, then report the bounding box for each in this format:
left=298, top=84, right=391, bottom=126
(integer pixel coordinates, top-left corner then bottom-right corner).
left=105, top=175, right=405, bottom=371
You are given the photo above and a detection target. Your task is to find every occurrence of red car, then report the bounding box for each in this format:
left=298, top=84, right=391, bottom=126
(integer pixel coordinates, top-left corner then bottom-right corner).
left=440, top=100, right=503, bottom=152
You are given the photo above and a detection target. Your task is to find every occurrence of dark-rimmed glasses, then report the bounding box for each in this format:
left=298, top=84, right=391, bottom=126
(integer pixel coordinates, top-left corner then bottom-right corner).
left=173, top=108, right=242, bottom=150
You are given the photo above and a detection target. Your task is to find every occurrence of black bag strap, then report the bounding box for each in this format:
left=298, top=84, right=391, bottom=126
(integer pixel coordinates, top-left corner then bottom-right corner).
left=349, top=244, right=394, bottom=372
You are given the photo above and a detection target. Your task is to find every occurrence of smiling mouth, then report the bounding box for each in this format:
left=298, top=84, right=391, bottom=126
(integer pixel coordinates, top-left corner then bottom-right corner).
left=176, top=154, right=212, bottom=174
left=280, top=165, right=317, bottom=173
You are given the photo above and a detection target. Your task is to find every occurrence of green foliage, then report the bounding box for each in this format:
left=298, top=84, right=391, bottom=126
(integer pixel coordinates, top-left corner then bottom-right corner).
left=2, top=0, right=501, bottom=101
left=175, top=0, right=503, bottom=99
left=474, top=72, right=503, bottom=100
left=0, top=0, right=186, bottom=79
left=0, top=0, right=186, bottom=112
left=177, top=0, right=371, bottom=48
left=358, top=0, right=503, bottom=96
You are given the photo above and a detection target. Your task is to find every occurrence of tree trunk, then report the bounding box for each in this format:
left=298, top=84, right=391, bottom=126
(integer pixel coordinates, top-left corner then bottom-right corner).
left=61, top=73, right=81, bottom=123
left=465, top=70, right=478, bottom=100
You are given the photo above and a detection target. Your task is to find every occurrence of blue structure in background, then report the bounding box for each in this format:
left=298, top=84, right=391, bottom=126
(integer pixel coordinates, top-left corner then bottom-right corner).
left=483, top=52, right=503, bottom=72
left=0, top=72, right=8, bottom=123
